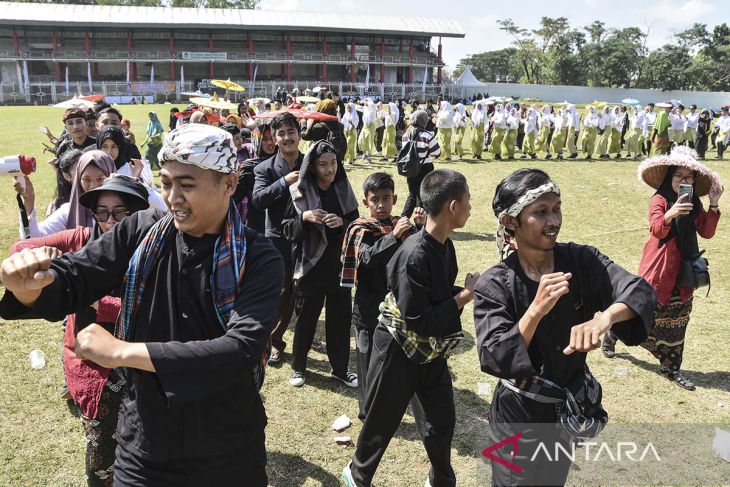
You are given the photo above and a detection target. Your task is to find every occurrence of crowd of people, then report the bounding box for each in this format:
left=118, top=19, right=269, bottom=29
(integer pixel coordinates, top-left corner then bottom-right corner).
left=0, top=88, right=724, bottom=487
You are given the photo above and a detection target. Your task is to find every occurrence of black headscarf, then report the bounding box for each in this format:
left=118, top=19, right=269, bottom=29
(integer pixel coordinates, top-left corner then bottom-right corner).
left=96, top=125, right=129, bottom=170
left=656, top=167, right=702, bottom=259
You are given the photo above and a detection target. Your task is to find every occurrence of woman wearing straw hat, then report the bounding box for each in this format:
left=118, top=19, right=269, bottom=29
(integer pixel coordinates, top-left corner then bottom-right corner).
left=603, top=147, right=723, bottom=390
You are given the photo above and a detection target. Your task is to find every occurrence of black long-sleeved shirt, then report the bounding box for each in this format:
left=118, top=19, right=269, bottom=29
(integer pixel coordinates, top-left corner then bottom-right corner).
left=251, top=152, right=303, bottom=240
left=386, top=228, right=463, bottom=337
left=282, top=185, right=358, bottom=296
left=473, top=242, right=655, bottom=387
left=352, top=229, right=403, bottom=330
left=0, top=209, right=284, bottom=461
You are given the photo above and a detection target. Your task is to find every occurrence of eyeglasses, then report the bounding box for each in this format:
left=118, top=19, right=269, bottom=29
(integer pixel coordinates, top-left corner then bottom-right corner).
left=673, top=173, right=695, bottom=183
left=92, top=208, right=130, bottom=223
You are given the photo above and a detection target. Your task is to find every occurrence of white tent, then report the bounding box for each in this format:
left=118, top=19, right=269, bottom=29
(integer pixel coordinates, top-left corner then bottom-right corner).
left=452, top=66, right=488, bottom=99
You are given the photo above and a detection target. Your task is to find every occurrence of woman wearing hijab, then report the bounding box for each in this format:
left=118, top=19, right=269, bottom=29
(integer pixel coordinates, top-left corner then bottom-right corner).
left=470, top=101, right=487, bottom=159
left=282, top=140, right=360, bottom=388
left=651, top=102, right=673, bottom=155
left=452, top=103, right=467, bottom=160
left=597, top=106, right=613, bottom=159
left=626, top=107, right=644, bottom=159
left=489, top=104, right=508, bottom=160
left=603, top=147, right=723, bottom=390
left=342, top=102, right=359, bottom=165
left=141, top=112, right=164, bottom=170
left=380, top=102, right=399, bottom=161
left=535, top=105, right=552, bottom=157
left=234, top=123, right=277, bottom=233
left=582, top=106, right=600, bottom=159
left=9, top=175, right=150, bottom=487
left=435, top=101, right=455, bottom=160
left=695, top=109, right=712, bottom=159
left=549, top=107, right=567, bottom=160
left=502, top=107, right=520, bottom=160
left=15, top=150, right=115, bottom=238
left=521, top=105, right=538, bottom=159
left=565, top=104, right=580, bottom=159
left=609, top=106, right=625, bottom=159
left=302, top=98, right=347, bottom=162
left=358, top=98, right=377, bottom=162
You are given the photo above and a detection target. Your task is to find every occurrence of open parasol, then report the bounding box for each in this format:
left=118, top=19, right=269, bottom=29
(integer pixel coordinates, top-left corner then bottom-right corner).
left=621, top=97, right=640, bottom=104
left=210, top=78, right=245, bottom=92
left=181, top=91, right=211, bottom=99
left=253, top=108, right=338, bottom=121
left=189, top=93, right=239, bottom=110
left=296, top=95, right=321, bottom=104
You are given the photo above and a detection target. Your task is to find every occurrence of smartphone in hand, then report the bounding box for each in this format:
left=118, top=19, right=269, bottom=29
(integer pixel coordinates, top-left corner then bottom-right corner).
left=678, top=183, right=693, bottom=202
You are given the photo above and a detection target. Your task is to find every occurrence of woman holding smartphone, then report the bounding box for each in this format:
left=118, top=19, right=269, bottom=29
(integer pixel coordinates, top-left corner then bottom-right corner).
left=603, top=147, right=723, bottom=390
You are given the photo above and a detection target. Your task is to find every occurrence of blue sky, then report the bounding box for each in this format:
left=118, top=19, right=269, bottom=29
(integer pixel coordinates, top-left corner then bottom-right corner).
left=260, top=0, right=726, bottom=70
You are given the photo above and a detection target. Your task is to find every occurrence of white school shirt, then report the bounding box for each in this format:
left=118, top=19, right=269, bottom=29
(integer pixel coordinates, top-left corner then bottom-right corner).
left=669, top=113, right=686, bottom=131
left=686, top=112, right=699, bottom=129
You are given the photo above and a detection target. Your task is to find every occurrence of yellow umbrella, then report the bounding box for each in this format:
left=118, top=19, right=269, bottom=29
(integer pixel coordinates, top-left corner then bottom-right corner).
left=296, top=95, right=321, bottom=104
left=211, top=78, right=245, bottom=92
left=591, top=99, right=608, bottom=108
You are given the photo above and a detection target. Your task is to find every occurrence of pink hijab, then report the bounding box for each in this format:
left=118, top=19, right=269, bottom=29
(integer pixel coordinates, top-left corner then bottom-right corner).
left=66, top=150, right=116, bottom=230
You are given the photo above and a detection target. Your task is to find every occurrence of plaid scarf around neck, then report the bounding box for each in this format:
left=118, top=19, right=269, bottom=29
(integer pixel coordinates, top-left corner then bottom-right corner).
left=340, top=216, right=413, bottom=288
left=116, top=205, right=247, bottom=341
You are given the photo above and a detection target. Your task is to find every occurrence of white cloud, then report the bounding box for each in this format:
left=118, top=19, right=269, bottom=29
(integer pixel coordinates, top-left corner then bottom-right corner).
left=471, top=14, right=499, bottom=28
left=639, top=0, right=716, bottom=23
left=266, top=0, right=301, bottom=11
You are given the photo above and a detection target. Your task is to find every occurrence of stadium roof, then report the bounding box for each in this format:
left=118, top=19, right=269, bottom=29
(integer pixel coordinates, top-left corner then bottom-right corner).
left=0, top=2, right=465, bottom=38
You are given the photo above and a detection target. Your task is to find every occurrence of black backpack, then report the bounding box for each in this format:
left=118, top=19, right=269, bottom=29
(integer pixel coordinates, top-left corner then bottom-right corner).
left=396, top=129, right=433, bottom=178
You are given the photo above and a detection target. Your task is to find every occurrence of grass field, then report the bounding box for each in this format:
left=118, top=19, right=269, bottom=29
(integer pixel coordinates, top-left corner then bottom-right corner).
left=0, top=104, right=728, bottom=486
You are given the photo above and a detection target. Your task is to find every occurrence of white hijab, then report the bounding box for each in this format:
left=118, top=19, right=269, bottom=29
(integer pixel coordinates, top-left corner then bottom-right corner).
left=342, top=102, right=359, bottom=130
left=472, top=102, right=486, bottom=126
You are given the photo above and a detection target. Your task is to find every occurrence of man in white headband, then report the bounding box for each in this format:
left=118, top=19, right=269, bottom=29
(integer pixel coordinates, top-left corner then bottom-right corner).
left=0, top=123, right=283, bottom=485
left=472, top=168, right=655, bottom=486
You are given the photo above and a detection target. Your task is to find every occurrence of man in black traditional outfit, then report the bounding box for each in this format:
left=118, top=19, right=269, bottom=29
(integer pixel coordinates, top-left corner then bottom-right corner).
left=473, top=168, right=656, bottom=486
left=0, top=124, right=283, bottom=486
left=343, top=168, right=479, bottom=487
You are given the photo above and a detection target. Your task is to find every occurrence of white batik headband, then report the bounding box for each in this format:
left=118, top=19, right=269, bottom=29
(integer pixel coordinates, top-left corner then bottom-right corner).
left=158, top=123, right=237, bottom=174
left=496, top=181, right=561, bottom=260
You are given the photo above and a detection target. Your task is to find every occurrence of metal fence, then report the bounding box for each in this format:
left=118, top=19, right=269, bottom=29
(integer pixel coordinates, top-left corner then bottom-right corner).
left=0, top=80, right=449, bottom=105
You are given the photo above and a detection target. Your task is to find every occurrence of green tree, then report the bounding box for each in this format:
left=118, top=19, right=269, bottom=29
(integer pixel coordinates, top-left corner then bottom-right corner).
left=453, top=48, right=522, bottom=83
left=497, top=18, right=542, bottom=84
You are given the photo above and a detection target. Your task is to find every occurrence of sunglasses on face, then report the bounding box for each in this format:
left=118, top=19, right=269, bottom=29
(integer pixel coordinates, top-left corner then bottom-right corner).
left=92, top=207, right=130, bottom=223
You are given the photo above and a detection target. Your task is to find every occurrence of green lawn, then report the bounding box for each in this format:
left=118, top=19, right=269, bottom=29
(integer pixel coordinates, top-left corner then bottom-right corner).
left=0, top=104, right=728, bottom=486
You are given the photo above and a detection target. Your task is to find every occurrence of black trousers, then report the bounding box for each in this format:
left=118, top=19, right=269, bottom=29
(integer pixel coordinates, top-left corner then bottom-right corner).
left=487, top=382, right=571, bottom=487
left=695, top=135, right=708, bottom=158
left=291, top=288, right=352, bottom=376
left=355, top=326, right=375, bottom=421
left=402, top=163, right=434, bottom=218
left=269, top=237, right=295, bottom=352
left=113, top=431, right=267, bottom=487
left=351, top=326, right=456, bottom=487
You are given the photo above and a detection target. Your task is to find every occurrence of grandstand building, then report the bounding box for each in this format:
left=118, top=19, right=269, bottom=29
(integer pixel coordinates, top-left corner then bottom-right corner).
left=0, top=2, right=464, bottom=102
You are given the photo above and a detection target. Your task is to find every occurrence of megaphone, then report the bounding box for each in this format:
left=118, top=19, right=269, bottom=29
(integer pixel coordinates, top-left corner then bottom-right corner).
left=0, top=154, right=36, bottom=177
left=2, top=155, right=37, bottom=240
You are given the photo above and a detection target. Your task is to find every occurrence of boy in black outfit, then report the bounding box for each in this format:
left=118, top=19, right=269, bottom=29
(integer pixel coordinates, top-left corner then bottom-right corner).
left=340, top=173, right=425, bottom=420
left=343, top=169, right=480, bottom=487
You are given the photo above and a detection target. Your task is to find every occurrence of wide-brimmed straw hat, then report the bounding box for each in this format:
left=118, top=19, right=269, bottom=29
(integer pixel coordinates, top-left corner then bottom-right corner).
left=637, top=146, right=722, bottom=197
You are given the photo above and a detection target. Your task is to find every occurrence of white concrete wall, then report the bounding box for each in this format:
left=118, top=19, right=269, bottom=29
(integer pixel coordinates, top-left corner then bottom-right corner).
left=451, top=82, right=730, bottom=108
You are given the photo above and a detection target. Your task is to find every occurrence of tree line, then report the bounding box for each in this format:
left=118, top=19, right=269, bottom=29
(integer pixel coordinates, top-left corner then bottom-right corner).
left=453, top=17, right=730, bottom=92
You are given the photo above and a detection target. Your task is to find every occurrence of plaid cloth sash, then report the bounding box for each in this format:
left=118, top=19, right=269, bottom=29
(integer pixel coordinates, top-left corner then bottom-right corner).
left=116, top=204, right=247, bottom=342
left=501, top=368, right=608, bottom=441
left=378, top=292, right=463, bottom=364
left=340, top=217, right=413, bottom=288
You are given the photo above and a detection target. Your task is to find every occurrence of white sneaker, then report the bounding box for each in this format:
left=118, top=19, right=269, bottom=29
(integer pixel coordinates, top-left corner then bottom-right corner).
left=289, top=371, right=305, bottom=387
left=332, top=371, right=358, bottom=388
left=342, top=461, right=356, bottom=487
left=424, top=478, right=433, bottom=487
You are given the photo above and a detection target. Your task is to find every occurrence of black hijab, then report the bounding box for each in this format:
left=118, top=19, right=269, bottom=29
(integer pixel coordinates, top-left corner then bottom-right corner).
left=96, top=125, right=129, bottom=170
left=656, top=167, right=701, bottom=259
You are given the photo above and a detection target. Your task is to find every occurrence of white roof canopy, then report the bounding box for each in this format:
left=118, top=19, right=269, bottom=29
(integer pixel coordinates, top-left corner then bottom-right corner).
left=0, top=2, right=465, bottom=38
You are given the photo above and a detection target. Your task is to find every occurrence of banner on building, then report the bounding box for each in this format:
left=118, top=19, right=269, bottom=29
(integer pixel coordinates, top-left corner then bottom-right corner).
left=182, top=52, right=228, bottom=61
